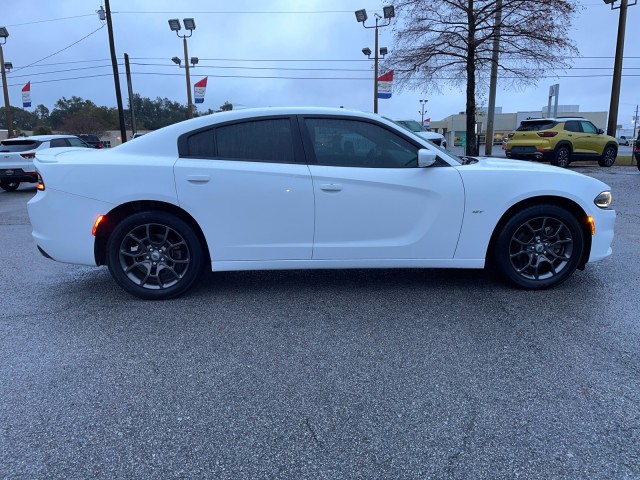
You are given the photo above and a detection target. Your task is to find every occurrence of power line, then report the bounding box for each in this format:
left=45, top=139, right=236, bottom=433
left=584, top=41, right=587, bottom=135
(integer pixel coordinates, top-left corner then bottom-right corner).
left=12, top=25, right=106, bottom=73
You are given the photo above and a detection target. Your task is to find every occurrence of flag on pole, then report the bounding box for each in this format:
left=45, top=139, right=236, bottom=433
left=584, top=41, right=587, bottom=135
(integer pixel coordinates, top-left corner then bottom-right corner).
left=194, top=77, right=208, bottom=104
left=377, top=70, right=393, bottom=99
left=22, top=82, right=31, bottom=108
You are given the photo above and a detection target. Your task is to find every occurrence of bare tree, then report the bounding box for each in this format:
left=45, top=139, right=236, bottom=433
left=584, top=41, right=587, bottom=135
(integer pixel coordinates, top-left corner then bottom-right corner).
left=59, top=114, right=107, bottom=137
left=387, top=0, right=580, bottom=155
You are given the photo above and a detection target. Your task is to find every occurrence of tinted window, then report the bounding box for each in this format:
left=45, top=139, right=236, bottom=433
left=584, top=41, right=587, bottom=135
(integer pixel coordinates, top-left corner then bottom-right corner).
left=564, top=121, right=582, bottom=133
left=68, top=138, right=90, bottom=147
left=305, top=118, right=419, bottom=168
left=581, top=121, right=598, bottom=134
left=49, top=139, right=68, bottom=148
left=187, top=129, right=215, bottom=157
left=0, top=140, right=40, bottom=152
left=517, top=121, right=557, bottom=131
left=216, top=119, right=295, bottom=163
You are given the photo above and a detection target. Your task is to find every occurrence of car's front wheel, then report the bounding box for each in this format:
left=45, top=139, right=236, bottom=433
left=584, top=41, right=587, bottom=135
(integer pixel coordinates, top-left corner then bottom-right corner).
left=0, top=180, right=20, bottom=191
left=598, top=145, right=617, bottom=167
left=493, top=205, right=584, bottom=289
left=551, top=146, right=571, bottom=168
left=106, top=211, right=205, bottom=300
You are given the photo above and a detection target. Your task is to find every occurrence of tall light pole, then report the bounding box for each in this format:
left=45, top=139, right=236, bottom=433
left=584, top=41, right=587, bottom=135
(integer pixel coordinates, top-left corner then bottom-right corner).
left=419, top=99, right=428, bottom=126
left=604, top=0, right=637, bottom=137
left=0, top=26, right=14, bottom=138
left=355, top=6, right=394, bottom=114
left=169, top=18, right=196, bottom=120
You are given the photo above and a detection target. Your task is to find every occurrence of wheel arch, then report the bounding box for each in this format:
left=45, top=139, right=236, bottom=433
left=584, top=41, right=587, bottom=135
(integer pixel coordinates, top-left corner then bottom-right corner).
left=486, top=195, right=592, bottom=270
left=554, top=140, right=573, bottom=153
left=93, top=200, right=211, bottom=267
left=603, top=141, right=618, bottom=154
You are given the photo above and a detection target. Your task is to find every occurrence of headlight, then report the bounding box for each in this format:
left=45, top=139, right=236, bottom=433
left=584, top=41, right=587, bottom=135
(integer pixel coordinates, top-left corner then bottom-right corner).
left=594, top=191, right=612, bottom=209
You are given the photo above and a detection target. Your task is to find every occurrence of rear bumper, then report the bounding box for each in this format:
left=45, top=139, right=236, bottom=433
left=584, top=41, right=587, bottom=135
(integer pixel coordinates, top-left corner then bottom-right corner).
left=27, top=188, right=115, bottom=266
left=0, top=171, right=37, bottom=183
left=505, top=149, right=555, bottom=161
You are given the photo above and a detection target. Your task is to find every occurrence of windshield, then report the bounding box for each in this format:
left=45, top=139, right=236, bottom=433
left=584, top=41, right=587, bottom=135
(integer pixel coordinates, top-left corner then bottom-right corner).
left=395, top=120, right=424, bottom=132
left=0, top=140, right=41, bottom=152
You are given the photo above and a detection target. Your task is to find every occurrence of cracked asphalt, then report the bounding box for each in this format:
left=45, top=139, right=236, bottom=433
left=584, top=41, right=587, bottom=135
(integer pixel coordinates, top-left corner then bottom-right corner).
left=1, top=166, right=639, bottom=479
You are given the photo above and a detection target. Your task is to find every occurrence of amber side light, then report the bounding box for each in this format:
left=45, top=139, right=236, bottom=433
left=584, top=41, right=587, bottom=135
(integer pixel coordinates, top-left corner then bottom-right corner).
left=587, top=216, right=595, bottom=235
left=92, top=215, right=106, bottom=236
left=36, top=173, right=45, bottom=191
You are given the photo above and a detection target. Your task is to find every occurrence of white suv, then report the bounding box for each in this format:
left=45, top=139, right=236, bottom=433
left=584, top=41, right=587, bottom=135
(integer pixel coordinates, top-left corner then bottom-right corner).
left=0, top=135, right=91, bottom=191
left=393, top=120, right=447, bottom=149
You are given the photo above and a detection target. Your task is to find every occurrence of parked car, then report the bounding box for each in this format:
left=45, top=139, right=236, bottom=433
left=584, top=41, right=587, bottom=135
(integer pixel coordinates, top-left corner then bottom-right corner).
left=617, top=136, right=629, bottom=146
left=393, top=119, right=447, bottom=148
left=78, top=134, right=104, bottom=149
left=0, top=135, right=92, bottom=191
left=505, top=117, right=618, bottom=168
left=27, top=107, right=615, bottom=300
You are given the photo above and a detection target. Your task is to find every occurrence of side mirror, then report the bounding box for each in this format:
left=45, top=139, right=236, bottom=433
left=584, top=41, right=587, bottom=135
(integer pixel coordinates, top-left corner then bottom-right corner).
left=597, top=128, right=605, bottom=134
left=418, top=149, right=437, bottom=167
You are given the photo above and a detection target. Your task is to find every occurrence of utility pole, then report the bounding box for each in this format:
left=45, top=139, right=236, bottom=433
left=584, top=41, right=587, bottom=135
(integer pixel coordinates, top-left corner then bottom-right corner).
left=104, top=0, right=127, bottom=143
left=485, top=0, right=502, bottom=156
left=633, top=104, right=639, bottom=140
left=124, top=53, right=137, bottom=137
left=607, top=0, right=629, bottom=137
left=0, top=28, right=14, bottom=138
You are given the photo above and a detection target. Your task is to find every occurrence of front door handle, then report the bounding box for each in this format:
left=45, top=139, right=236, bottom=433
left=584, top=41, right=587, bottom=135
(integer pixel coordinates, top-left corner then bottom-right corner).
left=186, top=174, right=210, bottom=183
left=321, top=183, right=343, bottom=192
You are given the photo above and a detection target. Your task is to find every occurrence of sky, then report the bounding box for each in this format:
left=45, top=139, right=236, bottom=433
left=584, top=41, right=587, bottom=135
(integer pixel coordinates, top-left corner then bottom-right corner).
left=1, top=0, right=639, bottom=131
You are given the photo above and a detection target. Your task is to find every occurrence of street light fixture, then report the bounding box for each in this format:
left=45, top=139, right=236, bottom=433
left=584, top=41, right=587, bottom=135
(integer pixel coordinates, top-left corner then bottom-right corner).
left=3, top=62, right=12, bottom=72
left=355, top=6, right=395, bottom=114
left=169, top=18, right=197, bottom=119
left=419, top=99, right=428, bottom=125
left=0, top=25, right=14, bottom=137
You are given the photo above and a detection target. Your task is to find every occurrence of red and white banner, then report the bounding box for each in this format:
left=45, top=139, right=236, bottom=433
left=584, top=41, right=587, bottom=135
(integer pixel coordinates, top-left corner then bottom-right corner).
left=194, top=77, right=207, bottom=104
left=22, top=82, right=31, bottom=108
left=377, top=70, right=393, bottom=99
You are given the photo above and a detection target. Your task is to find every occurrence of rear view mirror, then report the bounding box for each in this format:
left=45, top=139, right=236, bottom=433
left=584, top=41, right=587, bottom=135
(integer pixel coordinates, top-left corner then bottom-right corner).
left=418, top=149, right=437, bottom=167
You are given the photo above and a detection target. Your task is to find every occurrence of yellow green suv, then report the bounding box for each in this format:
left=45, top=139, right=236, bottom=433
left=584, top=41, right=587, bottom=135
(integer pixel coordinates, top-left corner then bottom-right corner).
left=505, top=117, right=618, bottom=168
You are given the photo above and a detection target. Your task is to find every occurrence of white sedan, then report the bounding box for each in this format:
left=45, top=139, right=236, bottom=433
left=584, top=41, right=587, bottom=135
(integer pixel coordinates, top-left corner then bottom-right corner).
left=27, top=107, right=615, bottom=300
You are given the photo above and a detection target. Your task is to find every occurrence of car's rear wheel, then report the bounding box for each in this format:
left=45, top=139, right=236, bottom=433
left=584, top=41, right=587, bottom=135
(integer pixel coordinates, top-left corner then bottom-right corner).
left=598, top=145, right=616, bottom=167
left=0, top=180, right=20, bottom=191
left=493, top=205, right=584, bottom=289
left=551, top=146, right=571, bottom=168
left=106, top=211, right=205, bottom=300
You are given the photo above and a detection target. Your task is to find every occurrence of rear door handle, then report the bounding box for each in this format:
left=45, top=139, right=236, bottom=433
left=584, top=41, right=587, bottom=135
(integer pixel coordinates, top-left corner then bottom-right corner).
left=321, top=183, right=343, bottom=192
left=186, top=174, right=210, bottom=183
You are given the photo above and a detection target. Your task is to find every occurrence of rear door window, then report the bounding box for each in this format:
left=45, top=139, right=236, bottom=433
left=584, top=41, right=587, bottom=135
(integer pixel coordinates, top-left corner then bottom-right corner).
left=67, top=138, right=90, bottom=147
left=216, top=119, right=295, bottom=163
left=49, top=139, right=68, bottom=148
left=564, top=121, right=582, bottom=132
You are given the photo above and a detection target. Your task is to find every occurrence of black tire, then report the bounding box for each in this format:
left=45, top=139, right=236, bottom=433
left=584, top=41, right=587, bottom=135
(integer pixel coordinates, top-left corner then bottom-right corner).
left=598, top=145, right=617, bottom=167
left=551, top=146, right=571, bottom=168
left=106, top=211, right=205, bottom=300
left=493, top=205, right=585, bottom=289
left=0, top=179, right=20, bottom=191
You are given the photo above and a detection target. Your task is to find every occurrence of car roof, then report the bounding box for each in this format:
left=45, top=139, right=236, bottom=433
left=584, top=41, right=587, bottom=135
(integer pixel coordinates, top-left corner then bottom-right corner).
left=2, top=134, right=79, bottom=142
left=520, top=117, right=587, bottom=123
left=114, top=107, right=396, bottom=154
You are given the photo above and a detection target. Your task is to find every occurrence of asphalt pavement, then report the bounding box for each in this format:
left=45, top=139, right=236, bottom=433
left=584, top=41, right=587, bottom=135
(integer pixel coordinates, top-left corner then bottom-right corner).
left=1, top=166, right=639, bottom=479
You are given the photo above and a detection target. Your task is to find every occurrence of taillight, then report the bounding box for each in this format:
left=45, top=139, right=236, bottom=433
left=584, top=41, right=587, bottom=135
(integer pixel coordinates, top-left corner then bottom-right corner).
left=20, top=152, right=36, bottom=159
left=36, top=173, right=45, bottom=191
left=537, top=132, right=558, bottom=137
left=97, top=143, right=104, bottom=149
